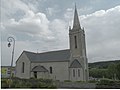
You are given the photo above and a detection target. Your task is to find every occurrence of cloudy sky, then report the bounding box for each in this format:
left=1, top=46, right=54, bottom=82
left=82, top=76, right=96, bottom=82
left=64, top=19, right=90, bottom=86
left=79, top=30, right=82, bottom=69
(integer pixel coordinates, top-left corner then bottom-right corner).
left=1, top=0, right=120, bottom=66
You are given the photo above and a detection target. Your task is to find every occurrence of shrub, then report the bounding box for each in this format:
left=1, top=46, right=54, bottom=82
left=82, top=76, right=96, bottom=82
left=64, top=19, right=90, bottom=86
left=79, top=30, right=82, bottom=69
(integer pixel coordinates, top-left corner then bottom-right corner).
left=97, top=79, right=111, bottom=85
left=97, top=78, right=120, bottom=86
left=64, top=80, right=71, bottom=82
left=96, top=79, right=120, bottom=89
left=88, top=80, right=98, bottom=83
left=47, top=85, right=57, bottom=89
left=30, top=77, right=35, bottom=79
left=1, top=78, right=57, bottom=88
left=1, top=79, right=9, bottom=88
left=76, top=81, right=86, bottom=83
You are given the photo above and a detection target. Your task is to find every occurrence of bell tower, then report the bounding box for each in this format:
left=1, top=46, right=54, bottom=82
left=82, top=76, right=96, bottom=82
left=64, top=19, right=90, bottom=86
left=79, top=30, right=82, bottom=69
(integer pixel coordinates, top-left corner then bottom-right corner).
left=69, top=5, right=89, bottom=81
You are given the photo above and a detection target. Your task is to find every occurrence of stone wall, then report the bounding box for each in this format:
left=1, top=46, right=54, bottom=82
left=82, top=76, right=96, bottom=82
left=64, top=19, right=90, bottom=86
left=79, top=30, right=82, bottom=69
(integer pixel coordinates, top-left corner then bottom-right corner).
left=16, top=53, right=31, bottom=79
left=31, top=61, right=69, bottom=81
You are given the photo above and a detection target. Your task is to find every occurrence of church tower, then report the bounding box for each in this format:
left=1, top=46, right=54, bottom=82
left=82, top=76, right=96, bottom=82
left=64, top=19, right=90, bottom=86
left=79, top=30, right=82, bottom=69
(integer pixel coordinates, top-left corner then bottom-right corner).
left=69, top=5, right=89, bottom=81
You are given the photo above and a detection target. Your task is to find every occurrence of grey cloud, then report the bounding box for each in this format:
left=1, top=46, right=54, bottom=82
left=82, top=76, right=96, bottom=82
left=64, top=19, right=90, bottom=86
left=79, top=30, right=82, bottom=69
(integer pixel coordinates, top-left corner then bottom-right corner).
left=81, top=6, right=120, bottom=62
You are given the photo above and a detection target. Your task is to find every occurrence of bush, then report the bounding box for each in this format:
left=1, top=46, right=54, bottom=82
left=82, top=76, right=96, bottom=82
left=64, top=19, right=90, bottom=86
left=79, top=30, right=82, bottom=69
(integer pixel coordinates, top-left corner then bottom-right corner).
left=48, top=85, right=57, bottom=89
left=88, top=80, right=98, bottom=83
left=30, top=77, right=35, bottom=79
left=97, top=79, right=111, bottom=85
left=96, top=79, right=120, bottom=89
left=97, top=78, right=120, bottom=86
left=76, top=81, right=85, bottom=83
left=1, top=79, right=9, bottom=88
left=64, top=80, right=71, bottom=82
left=1, top=78, right=57, bottom=88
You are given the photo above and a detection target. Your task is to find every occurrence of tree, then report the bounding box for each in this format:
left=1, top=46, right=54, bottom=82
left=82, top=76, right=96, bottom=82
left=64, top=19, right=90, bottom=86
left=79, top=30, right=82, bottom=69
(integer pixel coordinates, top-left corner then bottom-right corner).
left=116, top=63, right=120, bottom=80
left=107, top=63, right=117, bottom=79
left=89, top=68, right=108, bottom=78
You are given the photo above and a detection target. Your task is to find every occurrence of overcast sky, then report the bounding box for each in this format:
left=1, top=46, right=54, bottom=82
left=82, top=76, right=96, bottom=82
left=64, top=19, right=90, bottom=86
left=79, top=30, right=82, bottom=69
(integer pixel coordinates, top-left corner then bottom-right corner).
left=1, top=0, right=120, bottom=66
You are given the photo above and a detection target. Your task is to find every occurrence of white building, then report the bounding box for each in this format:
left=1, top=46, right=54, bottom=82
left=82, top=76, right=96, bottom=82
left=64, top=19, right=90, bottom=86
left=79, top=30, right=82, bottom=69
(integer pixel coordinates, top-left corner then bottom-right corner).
left=16, top=6, right=89, bottom=81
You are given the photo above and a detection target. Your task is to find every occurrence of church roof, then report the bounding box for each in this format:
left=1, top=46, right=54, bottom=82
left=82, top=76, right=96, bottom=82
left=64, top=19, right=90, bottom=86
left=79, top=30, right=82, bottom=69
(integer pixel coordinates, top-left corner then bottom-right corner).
left=70, top=59, right=82, bottom=68
left=24, top=49, right=70, bottom=62
left=31, top=65, right=48, bottom=72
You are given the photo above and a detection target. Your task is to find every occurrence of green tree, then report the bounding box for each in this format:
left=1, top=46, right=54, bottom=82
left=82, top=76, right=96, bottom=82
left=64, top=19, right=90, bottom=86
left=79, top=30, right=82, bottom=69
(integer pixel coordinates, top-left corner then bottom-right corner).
left=107, top=63, right=117, bottom=79
left=89, top=68, right=108, bottom=78
left=116, top=63, right=120, bottom=80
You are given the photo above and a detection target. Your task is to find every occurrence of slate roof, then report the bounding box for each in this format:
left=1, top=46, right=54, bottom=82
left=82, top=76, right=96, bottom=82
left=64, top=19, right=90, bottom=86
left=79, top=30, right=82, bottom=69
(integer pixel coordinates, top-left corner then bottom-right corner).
left=70, top=59, right=82, bottom=68
left=24, top=49, right=70, bottom=62
left=31, top=65, right=48, bottom=72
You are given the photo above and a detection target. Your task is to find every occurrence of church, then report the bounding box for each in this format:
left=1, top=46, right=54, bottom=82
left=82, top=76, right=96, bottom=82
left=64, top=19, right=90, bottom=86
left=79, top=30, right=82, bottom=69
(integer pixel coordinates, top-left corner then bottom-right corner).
left=16, top=6, right=89, bottom=82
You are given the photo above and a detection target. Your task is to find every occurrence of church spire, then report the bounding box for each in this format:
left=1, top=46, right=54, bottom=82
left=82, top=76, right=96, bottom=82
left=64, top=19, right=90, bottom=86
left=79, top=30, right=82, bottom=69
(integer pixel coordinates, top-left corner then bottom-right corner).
left=73, top=4, right=81, bottom=30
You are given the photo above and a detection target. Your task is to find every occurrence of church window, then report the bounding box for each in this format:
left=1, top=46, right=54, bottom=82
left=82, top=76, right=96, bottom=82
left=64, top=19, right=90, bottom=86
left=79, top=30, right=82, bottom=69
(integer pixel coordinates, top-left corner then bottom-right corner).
left=73, top=69, right=75, bottom=77
left=78, top=69, right=80, bottom=77
left=74, top=36, right=77, bottom=48
left=50, top=67, right=52, bottom=74
left=22, top=62, right=24, bottom=73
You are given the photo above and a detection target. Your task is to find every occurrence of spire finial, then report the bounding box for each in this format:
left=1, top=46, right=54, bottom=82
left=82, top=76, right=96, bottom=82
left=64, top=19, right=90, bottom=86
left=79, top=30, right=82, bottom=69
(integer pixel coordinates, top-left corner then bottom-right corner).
left=73, top=4, right=81, bottom=30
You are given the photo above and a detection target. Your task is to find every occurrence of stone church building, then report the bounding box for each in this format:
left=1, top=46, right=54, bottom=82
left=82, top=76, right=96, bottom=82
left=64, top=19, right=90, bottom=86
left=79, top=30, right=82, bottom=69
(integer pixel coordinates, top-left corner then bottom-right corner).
left=16, top=6, right=89, bottom=81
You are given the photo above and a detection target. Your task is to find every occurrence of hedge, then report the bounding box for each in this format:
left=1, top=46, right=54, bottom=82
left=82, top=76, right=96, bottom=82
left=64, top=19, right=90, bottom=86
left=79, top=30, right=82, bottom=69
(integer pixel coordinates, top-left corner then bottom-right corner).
left=1, top=78, right=57, bottom=89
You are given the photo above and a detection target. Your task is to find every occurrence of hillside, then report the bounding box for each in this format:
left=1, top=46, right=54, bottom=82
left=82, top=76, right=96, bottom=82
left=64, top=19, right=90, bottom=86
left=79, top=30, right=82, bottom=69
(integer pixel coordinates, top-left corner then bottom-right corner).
left=88, top=60, right=120, bottom=69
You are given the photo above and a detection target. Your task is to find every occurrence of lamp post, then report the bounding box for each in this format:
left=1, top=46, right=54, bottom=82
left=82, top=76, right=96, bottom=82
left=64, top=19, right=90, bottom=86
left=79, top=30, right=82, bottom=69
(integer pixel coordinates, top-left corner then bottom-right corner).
left=7, top=37, right=15, bottom=88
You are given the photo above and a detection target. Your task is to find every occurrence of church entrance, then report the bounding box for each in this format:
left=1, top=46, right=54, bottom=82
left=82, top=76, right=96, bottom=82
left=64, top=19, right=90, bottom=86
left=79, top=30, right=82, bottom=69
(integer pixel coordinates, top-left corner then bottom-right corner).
left=34, top=71, right=37, bottom=78
left=32, top=65, right=49, bottom=79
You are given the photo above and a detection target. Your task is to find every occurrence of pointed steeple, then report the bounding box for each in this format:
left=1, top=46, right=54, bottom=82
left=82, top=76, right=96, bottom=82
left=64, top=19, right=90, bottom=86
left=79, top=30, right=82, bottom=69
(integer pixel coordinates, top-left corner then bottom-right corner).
left=73, top=4, right=81, bottom=30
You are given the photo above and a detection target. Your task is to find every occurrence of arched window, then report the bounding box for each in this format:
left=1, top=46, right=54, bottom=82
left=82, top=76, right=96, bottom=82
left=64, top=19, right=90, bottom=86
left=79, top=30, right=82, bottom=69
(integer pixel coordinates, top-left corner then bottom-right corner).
left=50, top=67, right=52, bottom=74
left=78, top=69, right=80, bottom=77
left=74, top=36, right=77, bottom=48
left=22, top=62, right=24, bottom=73
left=73, top=69, right=75, bottom=77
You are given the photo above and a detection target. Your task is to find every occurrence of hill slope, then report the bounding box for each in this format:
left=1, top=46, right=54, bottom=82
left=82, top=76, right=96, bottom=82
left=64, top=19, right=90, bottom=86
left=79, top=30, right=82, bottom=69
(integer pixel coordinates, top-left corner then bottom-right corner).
left=89, top=60, right=120, bottom=69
